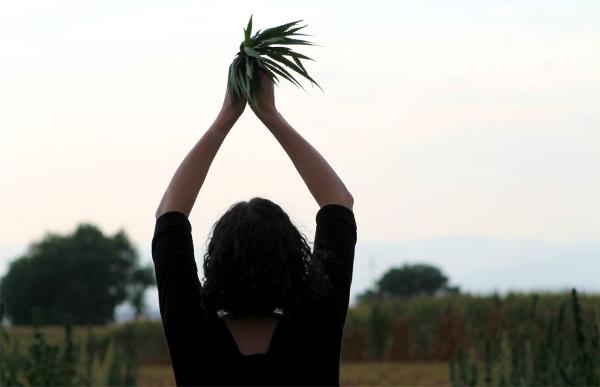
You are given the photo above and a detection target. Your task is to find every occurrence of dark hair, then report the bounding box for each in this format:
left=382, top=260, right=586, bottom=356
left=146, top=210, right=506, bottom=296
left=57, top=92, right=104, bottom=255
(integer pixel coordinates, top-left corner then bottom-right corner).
left=200, top=197, right=333, bottom=320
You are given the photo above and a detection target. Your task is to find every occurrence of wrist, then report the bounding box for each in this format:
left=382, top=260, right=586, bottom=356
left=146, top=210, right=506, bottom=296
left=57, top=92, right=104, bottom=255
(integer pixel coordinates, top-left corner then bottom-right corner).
left=257, top=109, right=281, bottom=126
left=220, top=106, right=242, bottom=118
left=217, top=107, right=241, bottom=124
left=210, top=110, right=238, bottom=136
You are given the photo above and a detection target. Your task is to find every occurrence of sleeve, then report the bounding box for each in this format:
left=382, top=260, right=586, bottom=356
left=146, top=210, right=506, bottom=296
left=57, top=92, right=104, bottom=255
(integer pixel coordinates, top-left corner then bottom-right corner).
left=151, top=210, right=204, bottom=339
left=313, top=204, right=357, bottom=327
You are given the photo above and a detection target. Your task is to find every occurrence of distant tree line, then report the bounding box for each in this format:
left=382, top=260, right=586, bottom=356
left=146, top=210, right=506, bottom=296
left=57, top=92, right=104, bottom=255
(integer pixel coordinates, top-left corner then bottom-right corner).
left=0, top=223, right=155, bottom=325
left=358, top=263, right=460, bottom=302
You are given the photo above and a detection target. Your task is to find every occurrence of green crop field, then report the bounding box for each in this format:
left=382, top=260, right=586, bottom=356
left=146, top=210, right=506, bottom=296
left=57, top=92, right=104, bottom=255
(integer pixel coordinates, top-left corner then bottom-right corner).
left=4, top=325, right=450, bottom=386
left=3, top=291, right=598, bottom=386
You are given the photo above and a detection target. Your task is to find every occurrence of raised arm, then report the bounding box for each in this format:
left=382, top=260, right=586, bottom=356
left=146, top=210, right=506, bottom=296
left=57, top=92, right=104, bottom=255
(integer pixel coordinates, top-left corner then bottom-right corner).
left=154, top=79, right=247, bottom=219
left=250, top=70, right=354, bottom=210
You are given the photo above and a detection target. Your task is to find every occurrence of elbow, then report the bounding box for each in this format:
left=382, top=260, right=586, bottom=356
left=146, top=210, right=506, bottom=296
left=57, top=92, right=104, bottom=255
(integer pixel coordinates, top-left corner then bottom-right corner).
left=318, top=192, right=354, bottom=211
left=346, top=192, right=355, bottom=209
left=338, top=192, right=354, bottom=211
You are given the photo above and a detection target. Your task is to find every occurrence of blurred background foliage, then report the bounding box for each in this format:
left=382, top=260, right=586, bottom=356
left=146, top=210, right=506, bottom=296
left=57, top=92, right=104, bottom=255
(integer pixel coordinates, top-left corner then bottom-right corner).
left=0, top=224, right=154, bottom=325
left=1, top=223, right=598, bottom=386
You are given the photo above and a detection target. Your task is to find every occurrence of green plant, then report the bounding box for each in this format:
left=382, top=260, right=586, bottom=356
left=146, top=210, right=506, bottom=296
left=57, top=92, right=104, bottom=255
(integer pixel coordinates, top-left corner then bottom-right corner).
left=449, top=288, right=600, bottom=387
left=449, top=347, right=477, bottom=387
left=109, top=323, right=138, bottom=386
left=22, top=309, right=78, bottom=386
left=0, top=306, right=137, bottom=387
left=557, top=288, right=598, bottom=386
left=366, top=300, right=389, bottom=361
left=0, top=301, right=25, bottom=386
left=228, top=14, right=323, bottom=114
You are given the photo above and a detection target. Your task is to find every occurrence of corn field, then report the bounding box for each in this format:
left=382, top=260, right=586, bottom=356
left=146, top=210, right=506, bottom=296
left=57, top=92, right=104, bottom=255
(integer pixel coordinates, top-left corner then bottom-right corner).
left=1, top=289, right=598, bottom=386
left=448, top=289, right=599, bottom=386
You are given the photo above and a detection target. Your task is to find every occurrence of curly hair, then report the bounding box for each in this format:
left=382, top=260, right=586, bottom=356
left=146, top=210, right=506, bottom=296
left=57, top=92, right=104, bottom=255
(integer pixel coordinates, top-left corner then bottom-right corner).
left=200, top=197, right=333, bottom=321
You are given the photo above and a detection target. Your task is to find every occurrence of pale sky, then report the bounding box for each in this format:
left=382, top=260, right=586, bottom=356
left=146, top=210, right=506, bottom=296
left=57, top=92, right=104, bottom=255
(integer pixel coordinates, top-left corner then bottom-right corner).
left=1, top=1, right=599, bottom=302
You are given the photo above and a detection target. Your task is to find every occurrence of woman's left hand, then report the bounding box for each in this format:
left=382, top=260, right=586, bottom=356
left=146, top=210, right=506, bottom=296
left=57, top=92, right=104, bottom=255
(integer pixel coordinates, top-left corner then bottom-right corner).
left=221, top=78, right=247, bottom=119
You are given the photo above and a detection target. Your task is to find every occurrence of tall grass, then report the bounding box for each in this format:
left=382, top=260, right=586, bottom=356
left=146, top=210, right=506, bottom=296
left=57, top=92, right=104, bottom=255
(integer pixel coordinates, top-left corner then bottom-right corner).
left=449, top=289, right=600, bottom=386
left=2, top=290, right=598, bottom=386
left=343, top=289, right=599, bottom=363
left=0, top=305, right=141, bottom=386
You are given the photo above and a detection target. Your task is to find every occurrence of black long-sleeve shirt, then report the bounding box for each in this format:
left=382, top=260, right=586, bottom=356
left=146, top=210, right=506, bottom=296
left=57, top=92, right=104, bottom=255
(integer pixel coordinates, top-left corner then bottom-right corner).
left=151, top=204, right=357, bottom=386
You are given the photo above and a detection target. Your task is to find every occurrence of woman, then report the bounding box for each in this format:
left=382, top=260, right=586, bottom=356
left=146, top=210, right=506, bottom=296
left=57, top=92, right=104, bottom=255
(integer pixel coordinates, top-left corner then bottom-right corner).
left=152, top=69, right=356, bottom=386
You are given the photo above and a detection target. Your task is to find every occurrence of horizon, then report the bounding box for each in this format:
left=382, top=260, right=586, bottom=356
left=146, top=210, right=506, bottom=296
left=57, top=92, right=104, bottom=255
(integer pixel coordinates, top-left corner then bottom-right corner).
left=2, top=232, right=598, bottom=315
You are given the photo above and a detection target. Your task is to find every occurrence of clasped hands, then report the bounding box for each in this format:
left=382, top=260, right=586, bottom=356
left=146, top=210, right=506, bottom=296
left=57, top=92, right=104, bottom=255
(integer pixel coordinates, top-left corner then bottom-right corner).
left=219, top=69, right=277, bottom=122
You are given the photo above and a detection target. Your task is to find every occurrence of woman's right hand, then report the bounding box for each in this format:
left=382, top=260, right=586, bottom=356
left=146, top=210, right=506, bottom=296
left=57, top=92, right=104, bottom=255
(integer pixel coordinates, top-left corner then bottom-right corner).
left=251, top=69, right=278, bottom=119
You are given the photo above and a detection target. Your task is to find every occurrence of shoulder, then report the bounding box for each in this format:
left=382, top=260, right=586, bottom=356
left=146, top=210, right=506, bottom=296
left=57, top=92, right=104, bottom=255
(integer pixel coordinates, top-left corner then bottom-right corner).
left=315, top=204, right=357, bottom=244
left=153, top=210, right=192, bottom=235
left=316, top=203, right=356, bottom=226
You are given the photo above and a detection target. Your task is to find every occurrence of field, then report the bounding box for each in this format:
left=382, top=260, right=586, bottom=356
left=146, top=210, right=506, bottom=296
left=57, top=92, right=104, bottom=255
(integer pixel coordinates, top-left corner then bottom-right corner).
left=3, top=291, right=598, bottom=386
left=5, top=326, right=449, bottom=386
left=4, top=324, right=449, bottom=386
left=137, top=362, right=449, bottom=386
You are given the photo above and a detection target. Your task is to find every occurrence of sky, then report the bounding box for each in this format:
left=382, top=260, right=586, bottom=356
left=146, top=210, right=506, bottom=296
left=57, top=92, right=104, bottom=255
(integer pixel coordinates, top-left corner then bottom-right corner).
left=1, top=1, right=599, bottom=310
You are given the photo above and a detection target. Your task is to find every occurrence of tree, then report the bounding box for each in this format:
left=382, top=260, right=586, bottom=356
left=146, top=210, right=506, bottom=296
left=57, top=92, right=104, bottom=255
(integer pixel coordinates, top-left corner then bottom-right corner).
left=358, top=263, right=459, bottom=301
left=0, top=223, right=155, bottom=325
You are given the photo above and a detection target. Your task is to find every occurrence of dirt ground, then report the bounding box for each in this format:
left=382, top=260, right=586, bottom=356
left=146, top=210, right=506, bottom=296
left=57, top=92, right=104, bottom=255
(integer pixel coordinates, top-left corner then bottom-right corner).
left=137, top=361, right=450, bottom=386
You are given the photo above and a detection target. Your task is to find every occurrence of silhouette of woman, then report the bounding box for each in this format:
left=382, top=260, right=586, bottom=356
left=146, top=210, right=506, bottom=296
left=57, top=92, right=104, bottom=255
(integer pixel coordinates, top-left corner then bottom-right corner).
left=152, top=69, right=357, bottom=386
